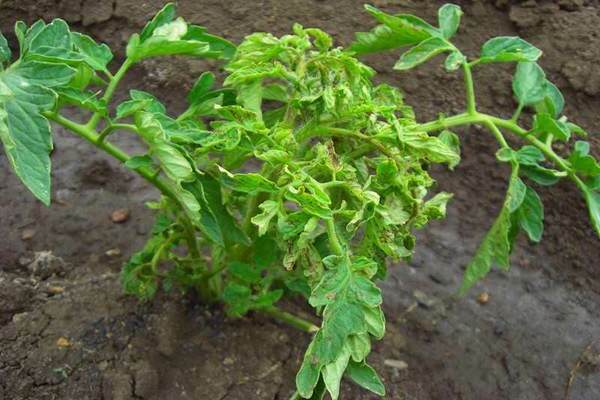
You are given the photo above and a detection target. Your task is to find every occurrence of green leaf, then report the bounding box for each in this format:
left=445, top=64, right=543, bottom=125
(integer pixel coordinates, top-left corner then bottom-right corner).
left=322, top=346, right=351, bottom=400
left=513, top=62, right=546, bottom=106
left=116, top=99, right=152, bottom=119
left=251, top=200, right=279, bottom=236
left=187, top=72, right=215, bottom=104
left=398, top=130, right=460, bottom=167
left=460, top=168, right=523, bottom=292
left=296, top=341, right=322, bottom=398
left=0, top=31, right=11, bottom=64
left=140, top=3, right=177, bottom=43
left=152, top=142, right=194, bottom=182
left=479, top=37, right=542, bottom=64
left=346, top=361, right=385, bottom=396
left=55, top=87, right=106, bottom=113
left=438, top=4, right=463, bottom=39
left=580, top=184, right=600, bottom=237
left=350, top=5, right=436, bottom=55
left=535, top=81, right=564, bottom=118
left=28, top=19, right=73, bottom=60
left=183, top=27, right=236, bottom=60
left=0, top=61, right=75, bottom=205
left=217, top=165, right=278, bottom=194
left=196, top=174, right=250, bottom=246
left=444, top=50, right=465, bottom=71
left=222, top=283, right=252, bottom=317
left=125, top=154, right=154, bottom=171
left=286, top=191, right=333, bottom=220
left=394, top=37, right=453, bottom=70
left=71, top=32, right=113, bottom=72
left=569, top=141, right=600, bottom=177
left=127, top=33, right=211, bottom=62
left=438, top=130, right=461, bottom=168
left=533, top=113, right=570, bottom=142
left=515, top=186, right=544, bottom=242
left=521, top=164, right=564, bottom=186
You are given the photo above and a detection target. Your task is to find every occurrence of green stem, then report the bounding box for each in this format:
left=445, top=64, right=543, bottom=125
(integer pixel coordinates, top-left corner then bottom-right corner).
left=87, top=58, right=133, bottom=129
left=415, top=112, right=573, bottom=173
left=45, top=111, right=204, bottom=263
left=261, top=306, right=319, bottom=333
left=289, top=391, right=301, bottom=400
left=482, top=120, right=509, bottom=149
left=326, top=218, right=344, bottom=256
left=463, top=63, right=477, bottom=115
left=98, top=123, right=138, bottom=143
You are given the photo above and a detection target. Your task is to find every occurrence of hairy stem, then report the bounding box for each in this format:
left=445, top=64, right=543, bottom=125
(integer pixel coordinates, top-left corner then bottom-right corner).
left=261, top=306, right=319, bottom=333
left=87, top=58, right=133, bottom=129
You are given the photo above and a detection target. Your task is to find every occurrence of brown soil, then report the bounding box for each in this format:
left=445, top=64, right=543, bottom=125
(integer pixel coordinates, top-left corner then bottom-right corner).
left=1, top=1, right=600, bottom=399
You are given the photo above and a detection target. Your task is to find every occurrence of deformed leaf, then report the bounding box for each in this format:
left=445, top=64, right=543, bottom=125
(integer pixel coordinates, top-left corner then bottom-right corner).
left=394, top=37, right=453, bottom=70
left=217, top=165, right=278, bottom=194
left=438, top=4, right=463, bottom=39
left=513, top=62, right=546, bottom=106
left=479, top=36, right=542, bottom=64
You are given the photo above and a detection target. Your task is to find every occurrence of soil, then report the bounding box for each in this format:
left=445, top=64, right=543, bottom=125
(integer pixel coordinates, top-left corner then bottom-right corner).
left=1, top=0, right=600, bottom=399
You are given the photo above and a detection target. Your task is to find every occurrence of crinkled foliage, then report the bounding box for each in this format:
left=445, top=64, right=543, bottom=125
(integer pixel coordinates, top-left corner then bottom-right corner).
left=1, top=3, right=598, bottom=399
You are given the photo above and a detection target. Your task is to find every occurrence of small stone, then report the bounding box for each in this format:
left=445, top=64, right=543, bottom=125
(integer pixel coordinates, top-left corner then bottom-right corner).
left=21, top=228, right=36, bottom=241
left=111, top=209, right=130, bottom=223
left=105, top=248, right=122, bottom=257
left=477, top=292, right=490, bottom=305
left=384, top=359, right=408, bottom=370
left=223, top=357, right=235, bottom=366
left=56, top=337, right=72, bottom=348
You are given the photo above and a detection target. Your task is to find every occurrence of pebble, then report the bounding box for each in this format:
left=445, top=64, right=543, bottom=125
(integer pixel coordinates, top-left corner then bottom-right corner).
left=47, top=286, right=65, bottom=295
left=105, top=248, right=122, bottom=257
left=111, top=209, right=130, bottom=223
left=477, top=292, right=490, bottom=305
left=56, top=337, right=72, bottom=348
left=21, top=228, right=36, bottom=241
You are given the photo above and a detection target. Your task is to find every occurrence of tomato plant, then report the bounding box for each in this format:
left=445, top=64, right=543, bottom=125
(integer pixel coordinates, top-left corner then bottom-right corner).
left=1, top=3, right=598, bottom=398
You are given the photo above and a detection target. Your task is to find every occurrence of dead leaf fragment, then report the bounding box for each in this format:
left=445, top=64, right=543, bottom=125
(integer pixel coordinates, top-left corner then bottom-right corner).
left=111, top=209, right=130, bottom=223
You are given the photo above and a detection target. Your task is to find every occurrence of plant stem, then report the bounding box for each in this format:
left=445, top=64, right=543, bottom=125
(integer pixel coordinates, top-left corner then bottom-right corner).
left=45, top=111, right=204, bottom=265
left=326, top=218, right=344, bottom=256
left=87, top=58, right=133, bottom=129
left=261, top=306, right=319, bottom=333
left=462, top=63, right=477, bottom=115
left=415, top=111, right=573, bottom=173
